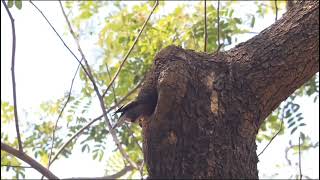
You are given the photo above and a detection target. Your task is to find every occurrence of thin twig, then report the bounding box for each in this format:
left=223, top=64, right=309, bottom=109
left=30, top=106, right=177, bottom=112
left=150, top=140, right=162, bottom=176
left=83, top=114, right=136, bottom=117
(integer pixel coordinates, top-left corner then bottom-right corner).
left=285, top=146, right=292, bottom=166
left=216, top=0, right=222, bottom=52
left=1, top=143, right=58, bottom=179
left=59, top=0, right=138, bottom=169
left=58, top=1, right=93, bottom=78
left=1, top=164, right=32, bottom=169
left=29, top=0, right=85, bottom=175
left=106, top=62, right=143, bottom=155
left=107, top=59, right=144, bottom=157
left=102, top=0, right=159, bottom=98
left=29, top=0, right=91, bottom=81
left=204, top=0, right=207, bottom=52
left=49, top=79, right=143, bottom=166
left=63, top=166, right=134, bottom=179
left=29, top=0, right=90, bottom=92
left=299, top=136, right=302, bottom=180
left=2, top=0, right=23, bottom=152
left=106, top=64, right=118, bottom=104
left=125, top=124, right=143, bottom=152
left=275, top=0, right=278, bottom=21
left=139, top=159, right=145, bottom=179
left=257, top=112, right=284, bottom=157
left=47, top=62, right=82, bottom=167
left=29, top=1, right=81, bottom=65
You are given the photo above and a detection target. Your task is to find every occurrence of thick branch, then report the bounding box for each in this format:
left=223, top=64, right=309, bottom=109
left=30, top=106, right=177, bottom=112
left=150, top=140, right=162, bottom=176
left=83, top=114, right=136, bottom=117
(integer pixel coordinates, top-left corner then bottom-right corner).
left=227, top=1, right=319, bottom=121
left=1, top=143, right=58, bottom=179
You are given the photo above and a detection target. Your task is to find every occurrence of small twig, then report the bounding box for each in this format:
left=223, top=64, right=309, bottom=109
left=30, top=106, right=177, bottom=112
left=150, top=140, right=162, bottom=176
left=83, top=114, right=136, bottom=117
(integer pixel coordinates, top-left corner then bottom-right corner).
left=55, top=2, right=148, bottom=168
left=1, top=164, right=32, bottom=169
left=49, top=78, right=143, bottom=165
left=29, top=1, right=84, bottom=69
left=275, top=0, right=278, bottom=21
left=106, top=64, right=118, bottom=104
left=216, top=0, right=222, bottom=52
left=63, top=166, right=133, bottom=179
left=2, top=0, right=23, bottom=152
left=30, top=0, right=91, bottom=88
left=107, top=62, right=143, bottom=155
left=57, top=1, right=95, bottom=83
left=59, top=0, right=159, bottom=169
left=285, top=146, right=292, bottom=166
left=299, top=136, right=302, bottom=180
left=258, top=112, right=284, bottom=157
left=1, top=143, right=58, bottom=179
left=102, top=0, right=159, bottom=98
left=285, top=140, right=318, bottom=167
left=125, top=124, right=143, bottom=152
left=48, top=62, right=82, bottom=167
left=204, top=0, right=208, bottom=52
left=139, top=159, right=145, bottom=179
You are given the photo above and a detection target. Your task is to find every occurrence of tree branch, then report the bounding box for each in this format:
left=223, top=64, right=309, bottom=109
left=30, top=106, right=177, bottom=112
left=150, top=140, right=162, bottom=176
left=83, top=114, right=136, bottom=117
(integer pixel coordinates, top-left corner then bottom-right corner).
left=49, top=76, right=143, bottom=166
left=59, top=0, right=136, bottom=169
left=48, top=63, right=81, bottom=166
left=227, top=1, right=319, bottom=122
left=1, top=0, right=23, bottom=152
left=63, top=166, right=133, bottom=179
left=102, top=0, right=159, bottom=98
left=29, top=0, right=84, bottom=70
left=257, top=108, right=284, bottom=156
left=29, top=0, right=91, bottom=86
left=299, top=136, right=302, bottom=180
left=1, top=143, right=58, bottom=179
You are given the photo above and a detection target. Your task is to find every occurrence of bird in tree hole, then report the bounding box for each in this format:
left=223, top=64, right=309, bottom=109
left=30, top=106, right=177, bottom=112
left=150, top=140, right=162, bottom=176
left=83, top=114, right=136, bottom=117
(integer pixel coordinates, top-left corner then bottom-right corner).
left=112, top=89, right=157, bottom=129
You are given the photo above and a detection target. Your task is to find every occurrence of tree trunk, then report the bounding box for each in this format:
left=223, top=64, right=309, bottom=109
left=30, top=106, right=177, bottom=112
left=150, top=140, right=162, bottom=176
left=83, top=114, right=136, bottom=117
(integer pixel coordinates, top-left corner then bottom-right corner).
left=137, top=1, right=318, bottom=179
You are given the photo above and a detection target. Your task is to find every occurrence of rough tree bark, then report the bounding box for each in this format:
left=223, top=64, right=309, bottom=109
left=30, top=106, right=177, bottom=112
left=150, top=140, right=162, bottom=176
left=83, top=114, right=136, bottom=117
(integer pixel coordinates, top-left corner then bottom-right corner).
left=130, top=1, right=318, bottom=179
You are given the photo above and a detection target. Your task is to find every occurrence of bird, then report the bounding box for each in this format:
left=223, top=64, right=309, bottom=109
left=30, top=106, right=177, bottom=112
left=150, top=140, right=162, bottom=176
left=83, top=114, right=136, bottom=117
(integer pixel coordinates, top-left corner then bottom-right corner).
left=112, top=89, right=157, bottom=129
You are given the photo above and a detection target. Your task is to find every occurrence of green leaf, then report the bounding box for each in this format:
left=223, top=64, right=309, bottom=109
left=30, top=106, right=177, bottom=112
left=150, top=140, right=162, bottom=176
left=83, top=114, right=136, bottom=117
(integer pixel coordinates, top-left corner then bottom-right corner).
left=14, top=0, right=22, bottom=9
left=250, top=15, right=255, bottom=27
left=297, top=117, right=303, bottom=121
left=93, top=152, right=98, bottom=160
left=98, top=150, right=104, bottom=161
left=300, top=132, right=305, bottom=141
left=8, top=0, right=14, bottom=8
left=299, top=123, right=306, bottom=127
left=287, top=117, right=294, bottom=124
left=81, top=144, right=87, bottom=152
left=290, top=127, right=298, bottom=134
left=288, top=122, right=296, bottom=129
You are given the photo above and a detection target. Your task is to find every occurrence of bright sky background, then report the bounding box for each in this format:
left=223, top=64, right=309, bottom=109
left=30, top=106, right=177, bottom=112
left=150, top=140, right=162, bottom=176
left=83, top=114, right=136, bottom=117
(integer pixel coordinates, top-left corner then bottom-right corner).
left=1, top=1, right=319, bottom=179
